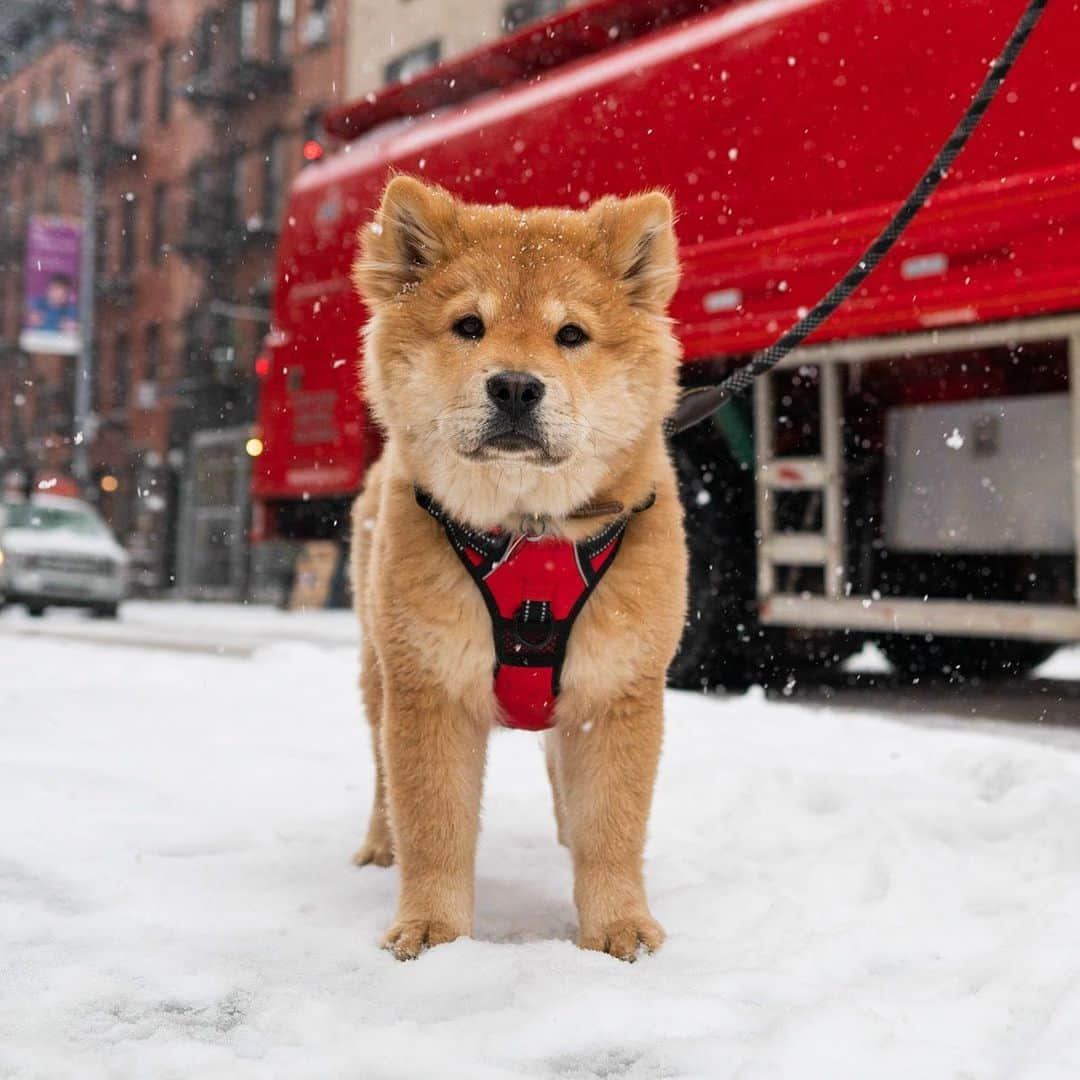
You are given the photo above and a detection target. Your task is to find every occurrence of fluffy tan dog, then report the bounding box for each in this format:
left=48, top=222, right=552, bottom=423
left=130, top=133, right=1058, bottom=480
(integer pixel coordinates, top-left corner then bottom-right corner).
left=349, top=176, right=687, bottom=961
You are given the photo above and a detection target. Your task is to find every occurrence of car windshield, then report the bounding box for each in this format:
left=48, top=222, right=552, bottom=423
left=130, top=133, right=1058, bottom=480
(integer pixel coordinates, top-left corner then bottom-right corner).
left=3, top=502, right=110, bottom=537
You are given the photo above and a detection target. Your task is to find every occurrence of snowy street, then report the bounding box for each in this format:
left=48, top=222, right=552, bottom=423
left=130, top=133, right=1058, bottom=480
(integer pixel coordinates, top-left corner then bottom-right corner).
left=4, top=605, right=1080, bottom=1078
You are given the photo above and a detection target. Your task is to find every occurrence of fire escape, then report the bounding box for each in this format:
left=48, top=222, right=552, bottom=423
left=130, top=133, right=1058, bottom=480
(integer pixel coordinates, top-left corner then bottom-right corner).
left=183, top=0, right=292, bottom=111
left=180, top=1, right=292, bottom=258
left=173, top=1, right=293, bottom=440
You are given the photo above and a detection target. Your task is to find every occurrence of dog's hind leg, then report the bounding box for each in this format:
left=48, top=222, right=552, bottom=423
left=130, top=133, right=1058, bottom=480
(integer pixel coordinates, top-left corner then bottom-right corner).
left=544, top=732, right=569, bottom=848
left=352, top=641, right=395, bottom=867
left=554, top=680, right=666, bottom=961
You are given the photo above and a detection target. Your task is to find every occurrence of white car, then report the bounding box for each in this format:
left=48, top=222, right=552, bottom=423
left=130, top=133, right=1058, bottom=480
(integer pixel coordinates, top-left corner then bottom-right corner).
left=0, top=495, right=129, bottom=618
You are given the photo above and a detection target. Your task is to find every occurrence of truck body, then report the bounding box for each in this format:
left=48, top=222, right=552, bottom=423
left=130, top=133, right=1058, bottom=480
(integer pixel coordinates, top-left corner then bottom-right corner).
left=253, top=0, right=1080, bottom=683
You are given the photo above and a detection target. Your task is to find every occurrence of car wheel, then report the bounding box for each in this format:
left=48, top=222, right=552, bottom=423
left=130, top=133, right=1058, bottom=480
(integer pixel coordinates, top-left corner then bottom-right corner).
left=91, top=603, right=119, bottom=619
left=27, top=604, right=46, bottom=617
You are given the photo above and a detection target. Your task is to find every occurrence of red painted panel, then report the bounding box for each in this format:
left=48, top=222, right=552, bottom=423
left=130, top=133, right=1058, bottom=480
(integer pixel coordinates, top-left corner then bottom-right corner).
left=254, top=0, right=1080, bottom=502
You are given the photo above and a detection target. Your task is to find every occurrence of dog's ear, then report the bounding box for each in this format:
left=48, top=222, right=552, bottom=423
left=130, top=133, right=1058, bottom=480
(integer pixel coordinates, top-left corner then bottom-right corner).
left=590, top=192, right=679, bottom=313
left=353, top=176, right=459, bottom=303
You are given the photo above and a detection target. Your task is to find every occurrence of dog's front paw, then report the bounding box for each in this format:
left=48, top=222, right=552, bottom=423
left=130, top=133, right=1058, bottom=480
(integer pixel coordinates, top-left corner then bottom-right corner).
left=351, top=838, right=394, bottom=868
left=380, top=918, right=464, bottom=960
left=579, top=914, right=665, bottom=961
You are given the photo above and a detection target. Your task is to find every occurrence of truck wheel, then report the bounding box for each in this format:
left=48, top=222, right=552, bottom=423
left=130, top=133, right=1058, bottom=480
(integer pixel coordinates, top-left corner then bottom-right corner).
left=667, top=422, right=756, bottom=690
left=667, top=417, right=857, bottom=692
left=91, top=603, right=120, bottom=619
left=879, top=634, right=1056, bottom=685
left=27, top=604, right=46, bottom=617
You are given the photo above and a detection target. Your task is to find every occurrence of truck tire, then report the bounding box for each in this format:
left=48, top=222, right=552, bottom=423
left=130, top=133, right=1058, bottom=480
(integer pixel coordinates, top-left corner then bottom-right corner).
left=879, top=634, right=1056, bottom=685
left=91, top=603, right=120, bottom=619
left=667, top=418, right=858, bottom=691
left=666, top=420, right=759, bottom=690
left=27, top=604, right=45, bottom=617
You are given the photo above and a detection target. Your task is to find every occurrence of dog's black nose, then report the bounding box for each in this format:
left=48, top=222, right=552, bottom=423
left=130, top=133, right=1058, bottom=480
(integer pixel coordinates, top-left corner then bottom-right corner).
left=486, top=372, right=546, bottom=420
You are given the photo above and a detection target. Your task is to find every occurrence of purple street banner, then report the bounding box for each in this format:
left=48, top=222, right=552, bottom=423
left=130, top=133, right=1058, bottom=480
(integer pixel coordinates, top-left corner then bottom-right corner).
left=20, top=215, right=82, bottom=356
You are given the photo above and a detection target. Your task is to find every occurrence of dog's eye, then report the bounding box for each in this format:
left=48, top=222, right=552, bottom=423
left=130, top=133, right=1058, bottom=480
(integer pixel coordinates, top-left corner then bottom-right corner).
left=452, top=315, right=485, bottom=341
left=555, top=323, right=588, bottom=348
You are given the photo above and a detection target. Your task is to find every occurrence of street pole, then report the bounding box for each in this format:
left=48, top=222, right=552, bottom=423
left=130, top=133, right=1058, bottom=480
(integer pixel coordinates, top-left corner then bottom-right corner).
left=72, top=116, right=96, bottom=490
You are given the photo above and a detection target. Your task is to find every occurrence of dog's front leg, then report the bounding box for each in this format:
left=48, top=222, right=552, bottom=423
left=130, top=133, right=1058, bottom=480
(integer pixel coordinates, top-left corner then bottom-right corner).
left=379, top=679, right=488, bottom=960
left=556, top=679, right=665, bottom=960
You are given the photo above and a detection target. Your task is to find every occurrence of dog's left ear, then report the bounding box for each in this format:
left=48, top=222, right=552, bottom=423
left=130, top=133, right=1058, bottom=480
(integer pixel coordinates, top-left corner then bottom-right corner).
left=590, top=192, right=679, bottom=313
left=353, top=175, right=459, bottom=303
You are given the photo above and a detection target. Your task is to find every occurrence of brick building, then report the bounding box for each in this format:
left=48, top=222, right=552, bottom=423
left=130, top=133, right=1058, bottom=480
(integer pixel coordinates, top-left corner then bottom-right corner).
left=0, top=0, right=346, bottom=594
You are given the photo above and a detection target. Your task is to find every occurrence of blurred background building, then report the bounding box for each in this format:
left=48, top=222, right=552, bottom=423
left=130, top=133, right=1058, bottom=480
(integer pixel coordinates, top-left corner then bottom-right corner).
left=0, top=0, right=582, bottom=599
left=343, top=0, right=578, bottom=98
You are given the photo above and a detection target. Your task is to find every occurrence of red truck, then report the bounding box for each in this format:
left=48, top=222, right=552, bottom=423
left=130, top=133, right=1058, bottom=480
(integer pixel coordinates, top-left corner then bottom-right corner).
left=252, top=0, right=1080, bottom=687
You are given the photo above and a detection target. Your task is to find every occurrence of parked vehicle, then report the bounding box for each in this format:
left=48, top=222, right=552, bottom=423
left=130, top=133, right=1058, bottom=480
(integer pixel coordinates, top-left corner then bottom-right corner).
left=0, top=495, right=129, bottom=617
left=252, top=0, right=1080, bottom=687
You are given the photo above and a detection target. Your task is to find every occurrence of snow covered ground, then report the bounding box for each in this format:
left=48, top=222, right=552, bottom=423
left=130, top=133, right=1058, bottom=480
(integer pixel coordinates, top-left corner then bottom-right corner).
left=0, top=599, right=357, bottom=656
left=4, top=609, right=1080, bottom=1078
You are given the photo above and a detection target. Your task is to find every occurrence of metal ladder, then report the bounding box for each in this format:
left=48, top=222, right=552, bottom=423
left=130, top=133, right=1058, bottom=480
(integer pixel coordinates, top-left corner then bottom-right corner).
left=753, top=362, right=846, bottom=602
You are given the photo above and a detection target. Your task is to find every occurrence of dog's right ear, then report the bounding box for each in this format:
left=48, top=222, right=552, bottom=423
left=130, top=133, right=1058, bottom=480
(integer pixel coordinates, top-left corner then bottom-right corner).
left=353, top=176, right=459, bottom=304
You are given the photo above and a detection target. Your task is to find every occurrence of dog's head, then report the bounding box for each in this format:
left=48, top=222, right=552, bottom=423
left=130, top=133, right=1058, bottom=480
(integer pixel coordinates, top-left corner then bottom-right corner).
left=352, top=176, right=681, bottom=522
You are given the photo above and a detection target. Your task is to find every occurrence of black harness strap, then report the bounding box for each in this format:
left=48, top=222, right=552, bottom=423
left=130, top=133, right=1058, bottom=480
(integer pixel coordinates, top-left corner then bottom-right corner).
left=415, top=488, right=655, bottom=729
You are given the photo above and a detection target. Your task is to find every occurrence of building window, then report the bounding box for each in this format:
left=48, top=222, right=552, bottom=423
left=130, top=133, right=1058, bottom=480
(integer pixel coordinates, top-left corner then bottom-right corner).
left=96, top=209, right=110, bottom=278
left=232, top=150, right=249, bottom=223
left=194, top=15, right=214, bottom=74
left=22, top=167, right=34, bottom=216
left=113, top=330, right=130, bottom=410
left=384, top=39, right=440, bottom=85
left=189, top=160, right=214, bottom=232
left=76, top=97, right=91, bottom=140
left=303, top=107, right=324, bottom=142
left=127, top=61, right=145, bottom=139
left=43, top=65, right=64, bottom=127
left=272, top=0, right=294, bottom=58
left=158, top=43, right=174, bottom=124
left=24, top=81, right=38, bottom=128
left=183, top=310, right=197, bottom=380
left=30, top=74, right=57, bottom=127
left=223, top=152, right=240, bottom=224
left=501, top=0, right=564, bottom=33
left=99, top=81, right=115, bottom=139
left=151, top=183, right=167, bottom=263
left=239, top=0, right=259, bottom=60
left=93, top=336, right=106, bottom=413
left=300, top=0, right=329, bottom=47
left=121, top=196, right=137, bottom=274
left=262, top=132, right=285, bottom=224
left=144, top=323, right=161, bottom=382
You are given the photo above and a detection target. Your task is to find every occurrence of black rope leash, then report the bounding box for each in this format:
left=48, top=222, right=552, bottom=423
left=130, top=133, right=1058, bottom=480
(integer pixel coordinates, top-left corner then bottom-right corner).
left=667, top=0, right=1051, bottom=437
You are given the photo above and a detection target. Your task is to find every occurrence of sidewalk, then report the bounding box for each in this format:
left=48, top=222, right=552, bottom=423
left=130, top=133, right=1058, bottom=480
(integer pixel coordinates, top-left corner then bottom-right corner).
left=0, top=599, right=358, bottom=658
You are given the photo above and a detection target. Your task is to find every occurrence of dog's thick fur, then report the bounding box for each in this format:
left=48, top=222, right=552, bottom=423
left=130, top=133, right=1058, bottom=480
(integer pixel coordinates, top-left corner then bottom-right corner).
left=349, top=176, right=688, bottom=960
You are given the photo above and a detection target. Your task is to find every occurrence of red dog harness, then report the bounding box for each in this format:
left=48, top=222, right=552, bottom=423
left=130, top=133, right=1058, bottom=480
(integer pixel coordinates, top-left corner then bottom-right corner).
left=417, top=489, right=654, bottom=732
